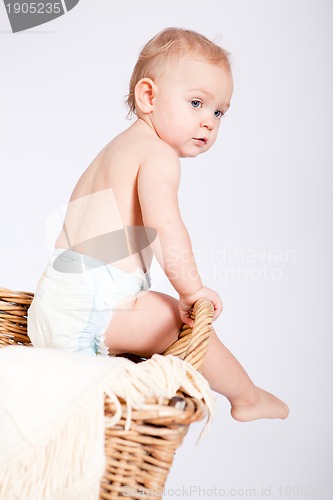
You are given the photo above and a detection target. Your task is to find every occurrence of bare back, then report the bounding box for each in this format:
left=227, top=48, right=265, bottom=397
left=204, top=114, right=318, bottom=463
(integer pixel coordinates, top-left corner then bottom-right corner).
left=55, top=119, right=167, bottom=274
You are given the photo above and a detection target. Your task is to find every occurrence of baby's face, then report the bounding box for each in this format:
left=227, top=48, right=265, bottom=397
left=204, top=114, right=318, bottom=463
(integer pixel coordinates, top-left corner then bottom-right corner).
left=150, top=57, right=233, bottom=158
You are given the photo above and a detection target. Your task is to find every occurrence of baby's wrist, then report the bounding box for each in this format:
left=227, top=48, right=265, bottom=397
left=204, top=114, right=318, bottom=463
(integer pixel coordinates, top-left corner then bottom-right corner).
left=179, top=285, right=203, bottom=300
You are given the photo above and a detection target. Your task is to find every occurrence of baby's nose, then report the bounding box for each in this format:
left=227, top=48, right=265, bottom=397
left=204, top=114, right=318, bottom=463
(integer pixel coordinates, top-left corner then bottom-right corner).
left=201, top=114, right=215, bottom=130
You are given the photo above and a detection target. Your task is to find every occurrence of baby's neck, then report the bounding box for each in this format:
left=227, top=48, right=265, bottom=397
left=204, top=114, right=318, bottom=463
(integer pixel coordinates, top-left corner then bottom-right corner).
left=134, top=116, right=158, bottom=137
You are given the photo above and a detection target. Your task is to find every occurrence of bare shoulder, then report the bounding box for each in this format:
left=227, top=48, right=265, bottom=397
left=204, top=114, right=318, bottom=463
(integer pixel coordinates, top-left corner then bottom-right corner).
left=137, top=137, right=183, bottom=230
left=142, top=135, right=178, bottom=157
left=138, top=136, right=181, bottom=185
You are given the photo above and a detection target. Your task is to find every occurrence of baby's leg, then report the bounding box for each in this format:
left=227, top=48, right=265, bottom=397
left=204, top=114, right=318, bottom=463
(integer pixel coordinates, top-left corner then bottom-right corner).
left=201, top=330, right=289, bottom=421
left=104, top=291, right=183, bottom=357
left=104, top=291, right=288, bottom=421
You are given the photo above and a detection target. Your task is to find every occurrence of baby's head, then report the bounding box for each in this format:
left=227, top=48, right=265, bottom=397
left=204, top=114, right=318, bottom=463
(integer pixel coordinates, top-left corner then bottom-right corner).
left=126, top=27, right=233, bottom=158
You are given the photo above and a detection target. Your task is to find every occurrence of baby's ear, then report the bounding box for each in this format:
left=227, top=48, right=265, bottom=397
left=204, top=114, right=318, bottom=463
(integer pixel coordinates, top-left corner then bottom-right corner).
left=134, top=78, right=157, bottom=114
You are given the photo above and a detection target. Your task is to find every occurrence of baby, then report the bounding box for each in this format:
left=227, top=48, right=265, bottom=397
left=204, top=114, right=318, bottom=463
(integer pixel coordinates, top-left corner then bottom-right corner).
left=28, top=27, right=289, bottom=422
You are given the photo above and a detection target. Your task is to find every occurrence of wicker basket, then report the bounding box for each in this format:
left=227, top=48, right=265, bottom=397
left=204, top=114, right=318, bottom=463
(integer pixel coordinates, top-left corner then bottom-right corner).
left=0, top=287, right=214, bottom=499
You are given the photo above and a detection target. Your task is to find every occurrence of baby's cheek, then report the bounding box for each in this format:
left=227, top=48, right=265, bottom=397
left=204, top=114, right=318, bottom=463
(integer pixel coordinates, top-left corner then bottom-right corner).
left=210, top=131, right=219, bottom=145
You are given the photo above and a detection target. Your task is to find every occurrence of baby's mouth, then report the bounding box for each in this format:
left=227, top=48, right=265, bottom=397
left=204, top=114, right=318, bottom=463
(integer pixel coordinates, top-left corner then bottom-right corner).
left=193, top=137, right=207, bottom=145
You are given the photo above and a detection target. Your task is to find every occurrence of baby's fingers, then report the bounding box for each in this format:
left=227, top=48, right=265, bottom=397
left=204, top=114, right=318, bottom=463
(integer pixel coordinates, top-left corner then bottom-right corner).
left=211, top=297, right=223, bottom=321
left=179, top=307, right=195, bottom=328
left=181, top=313, right=195, bottom=328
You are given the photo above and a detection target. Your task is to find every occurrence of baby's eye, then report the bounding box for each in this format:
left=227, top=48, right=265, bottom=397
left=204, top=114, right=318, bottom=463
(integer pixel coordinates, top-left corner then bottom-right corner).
left=214, top=109, right=224, bottom=118
left=191, top=100, right=202, bottom=109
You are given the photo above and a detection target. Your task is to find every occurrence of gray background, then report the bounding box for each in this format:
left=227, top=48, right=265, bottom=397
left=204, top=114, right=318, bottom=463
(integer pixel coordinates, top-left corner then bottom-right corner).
left=1, top=0, right=332, bottom=498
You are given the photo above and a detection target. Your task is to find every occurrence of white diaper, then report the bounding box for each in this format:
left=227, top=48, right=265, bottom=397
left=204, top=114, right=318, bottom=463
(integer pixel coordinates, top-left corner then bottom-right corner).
left=27, top=249, right=151, bottom=356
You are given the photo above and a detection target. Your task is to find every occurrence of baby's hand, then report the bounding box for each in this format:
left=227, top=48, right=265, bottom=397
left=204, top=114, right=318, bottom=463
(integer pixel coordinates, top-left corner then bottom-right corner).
left=178, top=286, right=223, bottom=328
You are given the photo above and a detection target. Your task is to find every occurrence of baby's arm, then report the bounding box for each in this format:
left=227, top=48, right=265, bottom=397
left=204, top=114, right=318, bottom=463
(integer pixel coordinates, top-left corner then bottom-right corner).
left=137, top=145, right=222, bottom=326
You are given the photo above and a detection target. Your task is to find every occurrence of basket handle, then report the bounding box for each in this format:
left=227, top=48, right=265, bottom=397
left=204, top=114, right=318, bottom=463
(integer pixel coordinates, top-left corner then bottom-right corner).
left=162, top=298, right=214, bottom=372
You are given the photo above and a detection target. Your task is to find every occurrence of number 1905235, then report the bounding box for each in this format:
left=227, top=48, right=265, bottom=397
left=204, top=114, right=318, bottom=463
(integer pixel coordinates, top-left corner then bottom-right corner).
left=5, top=3, right=62, bottom=14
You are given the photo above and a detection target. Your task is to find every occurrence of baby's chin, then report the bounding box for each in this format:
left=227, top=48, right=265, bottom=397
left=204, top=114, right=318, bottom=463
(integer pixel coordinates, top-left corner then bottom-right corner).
left=174, top=146, right=204, bottom=159
left=167, top=140, right=207, bottom=158
left=179, top=150, right=205, bottom=159
left=180, top=143, right=211, bottom=158
left=179, top=152, right=200, bottom=159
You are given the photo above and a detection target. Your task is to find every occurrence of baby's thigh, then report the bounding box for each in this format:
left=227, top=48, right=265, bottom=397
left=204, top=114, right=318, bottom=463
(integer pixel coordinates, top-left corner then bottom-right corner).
left=104, top=291, right=183, bottom=357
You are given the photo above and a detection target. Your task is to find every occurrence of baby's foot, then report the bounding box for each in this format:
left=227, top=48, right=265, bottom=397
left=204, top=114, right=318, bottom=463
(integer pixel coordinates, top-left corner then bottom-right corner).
left=230, top=386, right=289, bottom=422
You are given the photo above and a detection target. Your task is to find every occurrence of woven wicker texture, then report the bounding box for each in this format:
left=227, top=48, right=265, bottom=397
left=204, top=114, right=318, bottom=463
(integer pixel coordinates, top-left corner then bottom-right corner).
left=0, top=287, right=214, bottom=499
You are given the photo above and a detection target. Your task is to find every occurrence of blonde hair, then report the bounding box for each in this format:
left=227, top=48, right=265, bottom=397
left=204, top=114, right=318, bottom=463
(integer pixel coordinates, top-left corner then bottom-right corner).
left=125, top=27, right=231, bottom=118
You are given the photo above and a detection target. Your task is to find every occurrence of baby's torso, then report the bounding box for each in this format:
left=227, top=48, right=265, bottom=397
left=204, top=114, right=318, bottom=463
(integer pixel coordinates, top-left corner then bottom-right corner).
left=55, top=121, right=154, bottom=274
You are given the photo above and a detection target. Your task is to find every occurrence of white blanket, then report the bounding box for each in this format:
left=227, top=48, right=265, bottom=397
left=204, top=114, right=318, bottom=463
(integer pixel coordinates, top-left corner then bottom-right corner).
left=0, top=346, right=215, bottom=500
